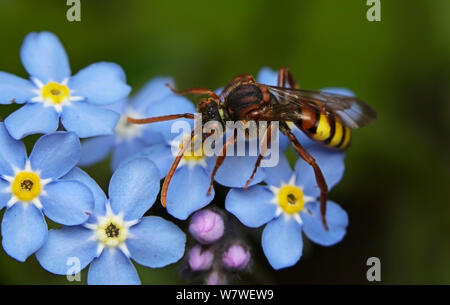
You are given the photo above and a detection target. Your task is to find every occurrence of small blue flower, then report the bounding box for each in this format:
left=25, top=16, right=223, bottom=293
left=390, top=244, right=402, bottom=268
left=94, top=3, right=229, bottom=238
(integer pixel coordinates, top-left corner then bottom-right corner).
left=36, top=158, right=186, bottom=285
left=125, top=134, right=215, bottom=221
left=78, top=77, right=195, bottom=170
left=0, top=124, right=94, bottom=262
left=225, top=146, right=348, bottom=270
left=0, top=31, right=131, bottom=139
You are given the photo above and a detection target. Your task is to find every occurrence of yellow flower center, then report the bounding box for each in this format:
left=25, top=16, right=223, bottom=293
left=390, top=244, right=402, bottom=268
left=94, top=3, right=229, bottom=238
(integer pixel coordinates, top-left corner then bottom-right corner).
left=180, top=136, right=204, bottom=162
left=95, top=216, right=128, bottom=248
left=42, top=82, right=70, bottom=104
left=278, top=185, right=305, bottom=215
left=12, top=172, right=41, bottom=202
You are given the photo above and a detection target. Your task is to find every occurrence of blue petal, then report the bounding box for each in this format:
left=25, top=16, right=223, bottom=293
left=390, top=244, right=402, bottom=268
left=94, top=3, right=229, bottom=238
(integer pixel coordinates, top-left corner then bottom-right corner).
left=36, top=226, right=97, bottom=275
left=1, top=203, right=47, bottom=262
left=142, top=129, right=166, bottom=146
left=278, top=131, right=290, bottom=151
left=294, top=144, right=345, bottom=197
left=131, top=77, right=174, bottom=113
left=225, top=186, right=276, bottom=228
left=120, top=144, right=174, bottom=180
left=103, top=98, right=127, bottom=114
left=321, top=87, right=355, bottom=97
left=4, top=103, right=59, bottom=140
left=263, top=153, right=293, bottom=187
left=127, top=216, right=186, bottom=268
left=262, top=216, right=303, bottom=270
left=111, top=139, right=145, bottom=171
left=302, top=201, right=348, bottom=246
left=41, top=180, right=94, bottom=225
left=166, top=165, right=214, bottom=220
left=145, top=95, right=195, bottom=141
left=212, top=154, right=266, bottom=188
left=69, top=62, right=131, bottom=105
left=0, top=179, right=11, bottom=210
left=256, top=67, right=278, bottom=85
left=78, top=135, right=115, bottom=166
left=0, top=123, right=26, bottom=176
left=0, top=72, right=35, bottom=104
left=62, top=167, right=107, bottom=216
left=109, top=158, right=160, bottom=220
left=88, top=248, right=140, bottom=285
left=30, top=132, right=80, bottom=179
left=289, top=125, right=317, bottom=148
left=20, top=31, right=70, bottom=83
left=61, top=101, right=120, bottom=138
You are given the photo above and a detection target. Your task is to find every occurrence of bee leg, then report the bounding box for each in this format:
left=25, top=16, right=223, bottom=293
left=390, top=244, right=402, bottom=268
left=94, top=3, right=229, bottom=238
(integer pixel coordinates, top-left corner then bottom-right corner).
left=280, top=123, right=329, bottom=230
left=277, top=67, right=300, bottom=89
left=161, top=130, right=196, bottom=208
left=244, top=124, right=272, bottom=189
left=166, top=84, right=221, bottom=100
left=207, top=131, right=237, bottom=195
left=128, top=113, right=195, bottom=124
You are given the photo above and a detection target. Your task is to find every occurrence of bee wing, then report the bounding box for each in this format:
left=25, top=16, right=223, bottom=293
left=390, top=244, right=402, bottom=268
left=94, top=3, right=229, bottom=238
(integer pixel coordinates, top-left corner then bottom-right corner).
left=266, top=86, right=377, bottom=129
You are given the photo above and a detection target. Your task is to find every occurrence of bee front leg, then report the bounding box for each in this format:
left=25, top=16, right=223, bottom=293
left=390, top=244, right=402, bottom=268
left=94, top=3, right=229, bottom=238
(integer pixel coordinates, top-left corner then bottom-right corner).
left=207, top=130, right=237, bottom=195
left=244, top=123, right=272, bottom=189
left=161, top=130, right=196, bottom=208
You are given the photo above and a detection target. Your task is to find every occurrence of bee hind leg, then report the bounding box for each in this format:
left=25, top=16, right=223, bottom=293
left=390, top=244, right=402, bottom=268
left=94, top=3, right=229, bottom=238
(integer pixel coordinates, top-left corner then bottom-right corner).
left=277, top=67, right=300, bottom=89
left=280, top=122, right=330, bottom=231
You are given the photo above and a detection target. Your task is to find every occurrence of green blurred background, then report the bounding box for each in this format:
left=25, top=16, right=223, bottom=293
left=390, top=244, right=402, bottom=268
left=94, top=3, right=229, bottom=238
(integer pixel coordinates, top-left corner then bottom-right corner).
left=0, top=0, right=449, bottom=284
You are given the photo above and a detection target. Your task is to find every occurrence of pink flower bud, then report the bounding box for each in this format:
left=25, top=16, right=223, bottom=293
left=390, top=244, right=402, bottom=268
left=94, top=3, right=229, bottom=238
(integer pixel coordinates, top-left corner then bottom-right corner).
left=206, top=270, right=227, bottom=285
left=188, top=245, right=214, bottom=271
left=189, top=209, right=224, bottom=244
left=222, top=244, right=250, bottom=271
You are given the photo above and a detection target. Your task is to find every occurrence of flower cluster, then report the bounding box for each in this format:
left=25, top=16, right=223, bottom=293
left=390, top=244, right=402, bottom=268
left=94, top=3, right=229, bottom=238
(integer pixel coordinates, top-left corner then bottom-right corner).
left=0, top=31, right=186, bottom=285
left=0, top=30, right=355, bottom=284
left=183, top=209, right=251, bottom=284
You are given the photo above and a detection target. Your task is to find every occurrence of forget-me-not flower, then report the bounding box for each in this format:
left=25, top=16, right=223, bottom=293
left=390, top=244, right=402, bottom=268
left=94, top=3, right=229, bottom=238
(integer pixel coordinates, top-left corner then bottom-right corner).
left=124, top=131, right=214, bottom=220
left=226, top=144, right=348, bottom=269
left=0, top=31, right=131, bottom=139
left=36, top=158, right=186, bottom=285
left=78, top=77, right=194, bottom=170
left=0, top=124, right=94, bottom=262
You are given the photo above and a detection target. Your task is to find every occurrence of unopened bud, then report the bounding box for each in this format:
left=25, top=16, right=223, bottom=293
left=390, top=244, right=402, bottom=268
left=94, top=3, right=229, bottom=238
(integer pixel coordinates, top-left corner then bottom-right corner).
left=222, top=243, right=250, bottom=271
left=188, top=245, right=214, bottom=271
left=189, top=209, right=224, bottom=244
left=205, top=270, right=227, bottom=285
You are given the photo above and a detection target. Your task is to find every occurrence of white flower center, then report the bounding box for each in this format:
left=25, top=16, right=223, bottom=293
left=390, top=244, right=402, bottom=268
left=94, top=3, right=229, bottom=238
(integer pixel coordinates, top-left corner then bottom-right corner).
left=115, top=112, right=144, bottom=142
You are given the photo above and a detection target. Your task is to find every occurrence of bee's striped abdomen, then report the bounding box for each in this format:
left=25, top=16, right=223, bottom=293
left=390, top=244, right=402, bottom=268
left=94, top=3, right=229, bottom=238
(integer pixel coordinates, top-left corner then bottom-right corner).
left=295, top=106, right=351, bottom=150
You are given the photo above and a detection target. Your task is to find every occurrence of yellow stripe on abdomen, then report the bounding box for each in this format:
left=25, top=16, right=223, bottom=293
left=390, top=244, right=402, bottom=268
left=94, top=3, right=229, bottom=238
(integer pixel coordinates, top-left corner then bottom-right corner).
left=338, top=126, right=351, bottom=149
left=329, top=121, right=343, bottom=147
left=312, top=114, right=331, bottom=141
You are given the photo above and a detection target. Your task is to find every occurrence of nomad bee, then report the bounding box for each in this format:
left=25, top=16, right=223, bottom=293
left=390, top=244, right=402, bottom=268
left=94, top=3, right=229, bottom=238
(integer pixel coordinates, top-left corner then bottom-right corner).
left=128, top=67, right=377, bottom=229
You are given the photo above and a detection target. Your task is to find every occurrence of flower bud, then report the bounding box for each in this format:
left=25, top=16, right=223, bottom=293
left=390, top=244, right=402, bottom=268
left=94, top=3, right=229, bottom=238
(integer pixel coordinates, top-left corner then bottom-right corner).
left=189, top=209, right=224, bottom=244
left=222, top=243, right=250, bottom=271
left=188, top=245, right=214, bottom=271
left=205, top=270, right=227, bottom=285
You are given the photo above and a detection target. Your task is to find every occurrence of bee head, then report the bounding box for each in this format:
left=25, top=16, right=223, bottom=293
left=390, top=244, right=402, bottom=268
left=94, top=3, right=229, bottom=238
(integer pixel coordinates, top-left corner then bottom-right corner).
left=197, top=98, right=226, bottom=124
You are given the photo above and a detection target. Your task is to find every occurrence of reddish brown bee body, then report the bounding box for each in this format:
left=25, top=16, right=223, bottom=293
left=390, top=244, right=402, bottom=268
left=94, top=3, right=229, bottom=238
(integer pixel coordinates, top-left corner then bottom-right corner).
left=128, top=67, right=377, bottom=229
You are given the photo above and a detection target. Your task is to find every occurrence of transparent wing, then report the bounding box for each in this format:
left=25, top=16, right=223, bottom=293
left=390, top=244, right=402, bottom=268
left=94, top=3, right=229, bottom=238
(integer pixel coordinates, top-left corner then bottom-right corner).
left=266, top=85, right=377, bottom=128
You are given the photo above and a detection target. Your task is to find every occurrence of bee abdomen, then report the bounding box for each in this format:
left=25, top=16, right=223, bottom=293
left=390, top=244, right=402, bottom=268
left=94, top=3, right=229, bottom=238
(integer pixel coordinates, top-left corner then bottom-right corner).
left=295, top=108, right=351, bottom=150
